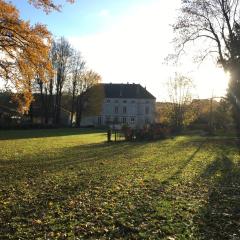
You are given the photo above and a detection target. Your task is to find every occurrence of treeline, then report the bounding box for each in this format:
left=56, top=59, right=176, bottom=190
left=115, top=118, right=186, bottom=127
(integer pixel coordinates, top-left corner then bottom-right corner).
left=0, top=0, right=104, bottom=128
left=29, top=37, right=103, bottom=127
left=156, top=98, right=233, bottom=133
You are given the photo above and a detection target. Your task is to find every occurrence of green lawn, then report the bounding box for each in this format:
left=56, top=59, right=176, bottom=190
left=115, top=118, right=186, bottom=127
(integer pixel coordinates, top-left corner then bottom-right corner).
left=0, top=129, right=240, bottom=239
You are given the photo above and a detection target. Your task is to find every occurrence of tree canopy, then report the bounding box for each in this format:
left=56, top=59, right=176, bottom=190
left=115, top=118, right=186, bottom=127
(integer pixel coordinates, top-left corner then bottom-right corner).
left=167, top=74, right=196, bottom=130
left=173, top=0, right=240, bottom=65
left=28, top=0, right=74, bottom=12
left=0, top=0, right=74, bottom=112
left=174, top=0, right=240, bottom=137
left=0, top=0, right=53, bottom=112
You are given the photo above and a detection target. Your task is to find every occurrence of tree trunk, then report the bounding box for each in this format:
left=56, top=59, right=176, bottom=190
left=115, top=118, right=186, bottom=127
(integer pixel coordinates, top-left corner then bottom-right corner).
left=54, top=71, right=62, bottom=126
left=227, top=64, right=240, bottom=142
left=39, top=81, right=45, bottom=125
left=70, top=83, right=76, bottom=126
left=75, top=95, right=83, bottom=128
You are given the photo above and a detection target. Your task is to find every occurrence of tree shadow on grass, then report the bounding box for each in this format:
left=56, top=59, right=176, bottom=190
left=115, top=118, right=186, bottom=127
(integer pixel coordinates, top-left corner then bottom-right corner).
left=0, top=141, right=150, bottom=238
left=0, top=128, right=104, bottom=140
left=196, top=145, right=240, bottom=239
left=0, top=141, right=143, bottom=184
left=161, top=140, right=205, bottom=186
left=0, top=138, right=210, bottom=239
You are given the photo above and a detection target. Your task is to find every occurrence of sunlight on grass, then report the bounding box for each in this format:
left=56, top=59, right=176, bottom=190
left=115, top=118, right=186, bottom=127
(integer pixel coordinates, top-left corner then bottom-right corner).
left=0, top=129, right=239, bottom=239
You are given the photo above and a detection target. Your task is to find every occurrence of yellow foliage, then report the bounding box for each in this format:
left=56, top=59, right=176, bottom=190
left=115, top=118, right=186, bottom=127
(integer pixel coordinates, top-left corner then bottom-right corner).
left=82, top=71, right=104, bottom=116
left=0, top=0, right=53, bottom=112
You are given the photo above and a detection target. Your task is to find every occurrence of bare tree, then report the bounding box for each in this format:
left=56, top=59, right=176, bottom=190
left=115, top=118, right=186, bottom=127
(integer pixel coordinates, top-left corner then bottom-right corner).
left=173, top=0, right=240, bottom=63
left=68, top=50, right=86, bottom=126
left=173, top=0, right=240, bottom=137
left=32, top=44, right=56, bottom=125
left=38, top=76, right=54, bottom=125
left=167, top=74, right=195, bottom=131
left=28, top=39, right=103, bottom=127
left=51, top=37, right=72, bottom=125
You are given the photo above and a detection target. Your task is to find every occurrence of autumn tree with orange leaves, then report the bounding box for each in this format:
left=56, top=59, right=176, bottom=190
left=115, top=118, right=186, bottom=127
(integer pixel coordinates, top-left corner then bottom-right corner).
left=0, top=0, right=74, bottom=112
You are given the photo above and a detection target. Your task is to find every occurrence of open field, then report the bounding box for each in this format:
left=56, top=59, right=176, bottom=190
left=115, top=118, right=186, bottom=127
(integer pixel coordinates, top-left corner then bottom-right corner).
left=0, top=129, right=240, bottom=239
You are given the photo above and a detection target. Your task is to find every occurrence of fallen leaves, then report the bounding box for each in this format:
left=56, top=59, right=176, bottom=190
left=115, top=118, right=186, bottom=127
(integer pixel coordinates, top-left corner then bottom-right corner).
left=0, top=130, right=240, bottom=239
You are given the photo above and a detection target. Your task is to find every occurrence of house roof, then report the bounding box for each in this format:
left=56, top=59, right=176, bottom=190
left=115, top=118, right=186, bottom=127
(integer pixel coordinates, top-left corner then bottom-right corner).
left=102, top=83, right=156, bottom=99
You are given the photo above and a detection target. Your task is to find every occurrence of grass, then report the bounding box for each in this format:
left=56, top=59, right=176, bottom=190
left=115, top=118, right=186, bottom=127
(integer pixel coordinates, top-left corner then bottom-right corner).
left=0, top=129, right=240, bottom=239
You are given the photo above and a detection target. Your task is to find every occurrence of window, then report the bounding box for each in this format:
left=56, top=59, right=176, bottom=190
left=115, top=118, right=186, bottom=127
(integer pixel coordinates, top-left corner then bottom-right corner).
left=123, top=106, right=127, bottom=114
left=122, top=117, right=127, bottom=124
left=114, top=117, right=119, bottom=123
left=114, top=106, right=118, bottom=114
left=105, top=116, right=111, bottom=123
left=145, top=106, right=149, bottom=114
left=131, top=100, right=135, bottom=104
left=130, top=117, right=135, bottom=123
left=145, top=118, right=149, bottom=124
left=97, top=116, right=102, bottom=125
left=106, top=99, right=111, bottom=103
left=123, top=100, right=127, bottom=103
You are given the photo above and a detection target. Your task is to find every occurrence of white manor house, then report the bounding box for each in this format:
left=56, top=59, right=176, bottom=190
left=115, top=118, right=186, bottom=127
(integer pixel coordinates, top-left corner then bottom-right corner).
left=81, top=83, right=156, bottom=129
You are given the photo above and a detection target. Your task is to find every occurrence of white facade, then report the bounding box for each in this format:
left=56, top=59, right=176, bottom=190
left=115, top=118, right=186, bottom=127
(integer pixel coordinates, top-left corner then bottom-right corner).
left=81, top=97, right=156, bottom=129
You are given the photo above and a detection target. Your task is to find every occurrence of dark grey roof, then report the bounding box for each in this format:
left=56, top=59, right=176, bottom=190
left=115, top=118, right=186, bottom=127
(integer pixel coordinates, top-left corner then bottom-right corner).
left=102, top=83, right=156, bottom=99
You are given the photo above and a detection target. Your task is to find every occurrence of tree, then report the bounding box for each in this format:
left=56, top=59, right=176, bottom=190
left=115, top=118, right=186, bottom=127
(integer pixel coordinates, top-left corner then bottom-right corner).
left=214, top=98, right=233, bottom=129
left=33, top=74, right=54, bottom=125
left=155, top=102, right=173, bottom=125
left=28, top=39, right=103, bottom=127
left=68, top=50, right=86, bottom=126
left=75, top=70, right=103, bottom=127
left=173, top=0, right=240, bottom=137
left=28, top=0, right=74, bottom=12
left=0, top=0, right=74, bottom=112
left=167, top=74, right=196, bottom=131
left=0, top=0, right=52, bottom=112
left=51, top=37, right=73, bottom=125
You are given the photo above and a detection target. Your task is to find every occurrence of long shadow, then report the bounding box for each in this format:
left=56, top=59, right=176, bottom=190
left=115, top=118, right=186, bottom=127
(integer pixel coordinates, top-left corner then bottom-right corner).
left=0, top=141, right=144, bottom=184
left=0, top=138, right=208, bottom=239
left=161, top=140, right=205, bottom=186
left=0, top=128, right=104, bottom=140
left=0, top=140, right=165, bottom=239
left=196, top=145, right=240, bottom=239
left=2, top=136, right=221, bottom=239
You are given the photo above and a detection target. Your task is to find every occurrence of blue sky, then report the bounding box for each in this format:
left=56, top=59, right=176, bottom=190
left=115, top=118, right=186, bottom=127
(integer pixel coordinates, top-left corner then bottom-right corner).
left=11, top=0, right=151, bottom=36
left=9, top=0, right=229, bottom=100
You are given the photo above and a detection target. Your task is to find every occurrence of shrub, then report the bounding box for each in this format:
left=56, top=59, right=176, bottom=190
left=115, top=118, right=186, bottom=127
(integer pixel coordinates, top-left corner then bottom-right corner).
left=122, top=124, right=134, bottom=141
left=135, top=124, right=170, bottom=141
